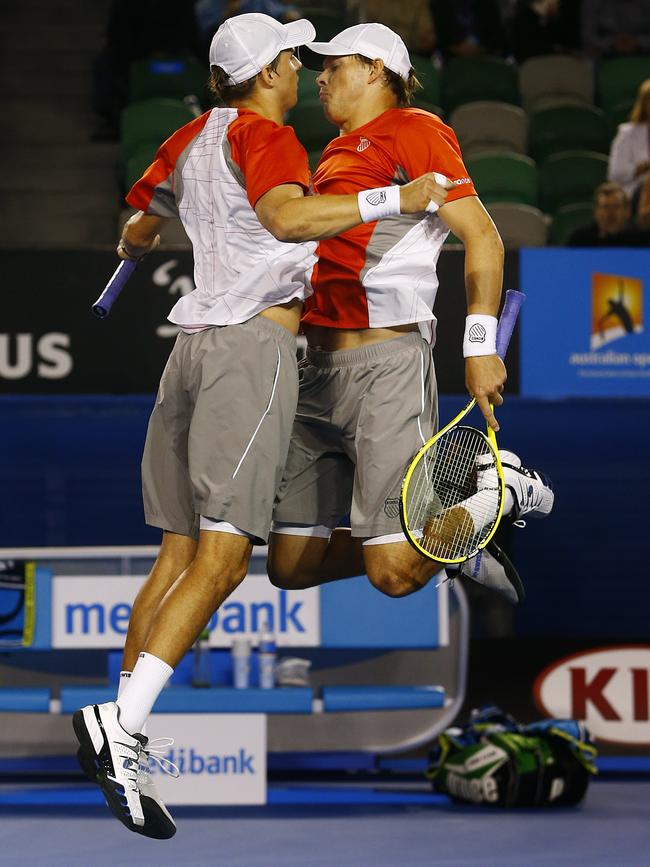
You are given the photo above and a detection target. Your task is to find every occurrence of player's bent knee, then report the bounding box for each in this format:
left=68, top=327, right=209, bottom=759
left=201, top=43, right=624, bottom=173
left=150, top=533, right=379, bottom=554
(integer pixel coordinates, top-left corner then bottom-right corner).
left=366, top=565, right=423, bottom=598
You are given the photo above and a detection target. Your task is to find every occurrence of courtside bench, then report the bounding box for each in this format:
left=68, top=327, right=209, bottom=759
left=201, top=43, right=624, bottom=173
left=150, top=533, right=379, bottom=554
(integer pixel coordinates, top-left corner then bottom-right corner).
left=0, top=548, right=468, bottom=755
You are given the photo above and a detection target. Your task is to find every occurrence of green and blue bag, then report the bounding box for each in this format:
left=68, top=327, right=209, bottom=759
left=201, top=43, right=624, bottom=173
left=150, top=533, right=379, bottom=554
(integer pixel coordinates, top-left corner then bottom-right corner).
left=426, top=705, right=597, bottom=807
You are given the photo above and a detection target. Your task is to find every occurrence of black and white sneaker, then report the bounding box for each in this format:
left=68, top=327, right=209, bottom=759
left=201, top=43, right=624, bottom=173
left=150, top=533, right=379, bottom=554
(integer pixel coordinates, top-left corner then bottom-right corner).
left=459, top=541, right=525, bottom=604
left=477, top=450, right=554, bottom=522
left=72, top=701, right=176, bottom=839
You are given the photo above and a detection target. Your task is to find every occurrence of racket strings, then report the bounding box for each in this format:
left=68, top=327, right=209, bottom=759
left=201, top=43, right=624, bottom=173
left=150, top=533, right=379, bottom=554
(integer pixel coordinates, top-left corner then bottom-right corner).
left=405, top=427, right=501, bottom=561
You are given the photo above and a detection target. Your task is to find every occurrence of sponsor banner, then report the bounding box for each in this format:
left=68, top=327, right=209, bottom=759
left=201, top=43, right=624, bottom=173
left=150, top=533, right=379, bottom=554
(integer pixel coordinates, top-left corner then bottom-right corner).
left=533, top=645, right=650, bottom=746
left=147, top=713, right=266, bottom=804
left=521, top=249, right=650, bottom=396
left=51, top=574, right=319, bottom=648
left=0, top=249, right=520, bottom=395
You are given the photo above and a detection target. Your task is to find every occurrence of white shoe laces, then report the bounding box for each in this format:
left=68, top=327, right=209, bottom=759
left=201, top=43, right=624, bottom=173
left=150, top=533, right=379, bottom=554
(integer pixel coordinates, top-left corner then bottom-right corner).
left=137, top=737, right=180, bottom=784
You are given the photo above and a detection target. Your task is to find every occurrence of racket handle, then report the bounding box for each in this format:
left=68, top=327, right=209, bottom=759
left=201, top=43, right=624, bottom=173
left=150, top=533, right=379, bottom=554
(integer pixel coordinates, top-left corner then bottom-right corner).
left=91, top=259, right=138, bottom=318
left=496, top=289, right=525, bottom=359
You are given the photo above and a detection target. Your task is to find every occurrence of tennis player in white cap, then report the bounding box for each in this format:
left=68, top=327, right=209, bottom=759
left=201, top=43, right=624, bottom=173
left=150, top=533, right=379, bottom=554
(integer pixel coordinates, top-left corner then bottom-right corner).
left=72, top=13, right=449, bottom=840
left=268, top=23, right=553, bottom=600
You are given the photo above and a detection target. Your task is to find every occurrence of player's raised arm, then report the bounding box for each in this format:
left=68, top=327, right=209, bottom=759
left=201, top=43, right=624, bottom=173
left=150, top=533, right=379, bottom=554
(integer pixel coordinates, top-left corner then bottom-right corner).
left=254, top=172, right=451, bottom=242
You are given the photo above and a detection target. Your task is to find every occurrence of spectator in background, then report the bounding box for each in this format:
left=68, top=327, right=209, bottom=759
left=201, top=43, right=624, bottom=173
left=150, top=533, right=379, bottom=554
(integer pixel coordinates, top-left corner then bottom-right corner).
left=510, top=0, right=582, bottom=62
left=359, top=0, right=436, bottom=57
left=568, top=182, right=650, bottom=245
left=608, top=80, right=650, bottom=221
left=430, top=0, right=507, bottom=60
left=581, top=0, right=650, bottom=59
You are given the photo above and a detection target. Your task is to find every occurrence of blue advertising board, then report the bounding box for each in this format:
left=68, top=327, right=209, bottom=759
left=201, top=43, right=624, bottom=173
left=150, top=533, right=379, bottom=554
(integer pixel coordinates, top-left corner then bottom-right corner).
left=520, top=249, right=650, bottom=397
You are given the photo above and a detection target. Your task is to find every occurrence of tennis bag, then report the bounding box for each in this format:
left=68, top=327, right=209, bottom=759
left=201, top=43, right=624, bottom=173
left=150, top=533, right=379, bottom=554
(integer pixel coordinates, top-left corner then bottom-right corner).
left=426, top=705, right=597, bottom=807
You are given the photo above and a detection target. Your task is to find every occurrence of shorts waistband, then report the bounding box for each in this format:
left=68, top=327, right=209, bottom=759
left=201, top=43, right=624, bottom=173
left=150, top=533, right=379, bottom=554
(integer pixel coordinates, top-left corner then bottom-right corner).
left=306, top=331, right=424, bottom=368
left=247, top=314, right=298, bottom=350
left=180, top=315, right=297, bottom=351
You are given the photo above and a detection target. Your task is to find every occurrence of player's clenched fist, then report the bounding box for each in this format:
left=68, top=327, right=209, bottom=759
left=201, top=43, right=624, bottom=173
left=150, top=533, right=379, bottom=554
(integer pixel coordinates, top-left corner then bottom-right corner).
left=399, top=172, right=454, bottom=215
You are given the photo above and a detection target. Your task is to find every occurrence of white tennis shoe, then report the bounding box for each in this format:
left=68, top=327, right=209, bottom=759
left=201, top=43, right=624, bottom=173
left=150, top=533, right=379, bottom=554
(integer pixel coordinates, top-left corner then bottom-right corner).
left=477, top=450, right=554, bottom=521
left=73, top=701, right=176, bottom=839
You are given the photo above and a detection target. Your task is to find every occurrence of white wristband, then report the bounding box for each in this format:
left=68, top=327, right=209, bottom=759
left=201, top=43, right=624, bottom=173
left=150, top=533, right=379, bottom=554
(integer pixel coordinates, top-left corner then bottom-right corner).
left=463, top=314, right=498, bottom=357
left=357, top=185, right=401, bottom=223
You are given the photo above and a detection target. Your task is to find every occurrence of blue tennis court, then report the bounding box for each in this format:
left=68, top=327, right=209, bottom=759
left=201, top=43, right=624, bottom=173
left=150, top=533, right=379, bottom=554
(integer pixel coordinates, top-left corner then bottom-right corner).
left=0, top=780, right=648, bottom=867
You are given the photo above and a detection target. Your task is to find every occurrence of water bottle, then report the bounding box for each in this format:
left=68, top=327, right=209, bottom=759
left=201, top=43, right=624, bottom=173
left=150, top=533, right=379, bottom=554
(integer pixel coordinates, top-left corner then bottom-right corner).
left=191, top=627, right=211, bottom=688
left=231, top=637, right=251, bottom=689
left=258, top=621, right=276, bottom=689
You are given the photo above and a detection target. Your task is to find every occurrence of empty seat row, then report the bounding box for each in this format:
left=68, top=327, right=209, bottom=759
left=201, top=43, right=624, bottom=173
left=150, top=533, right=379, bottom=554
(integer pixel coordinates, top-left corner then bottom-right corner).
left=467, top=149, right=607, bottom=213
left=408, top=53, right=650, bottom=118
left=470, top=201, right=595, bottom=248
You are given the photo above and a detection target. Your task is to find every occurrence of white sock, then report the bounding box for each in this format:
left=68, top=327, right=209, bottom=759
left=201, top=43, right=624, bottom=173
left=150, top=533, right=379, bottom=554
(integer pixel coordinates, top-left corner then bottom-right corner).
left=116, top=652, right=173, bottom=735
left=117, top=671, right=148, bottom=737
left=117, top=670, right=131, bottom=698
left=460, top=488, right=513, bottom=534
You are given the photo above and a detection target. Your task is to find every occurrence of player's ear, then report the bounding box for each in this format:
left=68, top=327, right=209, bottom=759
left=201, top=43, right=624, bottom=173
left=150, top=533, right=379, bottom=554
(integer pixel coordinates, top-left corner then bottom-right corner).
left=258, top=64, right=276, bottom=87
left=367, top=58, right=385, bottom=84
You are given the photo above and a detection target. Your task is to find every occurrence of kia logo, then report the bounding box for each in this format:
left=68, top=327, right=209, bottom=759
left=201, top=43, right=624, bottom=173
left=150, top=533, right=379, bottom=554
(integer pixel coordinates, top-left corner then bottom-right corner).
left=533, top=645, right=650, bottom=745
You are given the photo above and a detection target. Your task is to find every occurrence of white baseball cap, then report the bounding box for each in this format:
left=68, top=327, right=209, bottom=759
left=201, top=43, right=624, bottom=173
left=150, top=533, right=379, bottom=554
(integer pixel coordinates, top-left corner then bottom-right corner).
left=209, top=13, right=316, bottom=84
left=300, top=23, right=412, bottom=81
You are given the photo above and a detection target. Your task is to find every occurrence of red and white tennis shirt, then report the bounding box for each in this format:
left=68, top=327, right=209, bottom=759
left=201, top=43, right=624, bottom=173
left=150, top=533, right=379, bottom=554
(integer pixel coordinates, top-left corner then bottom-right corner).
left=302, top=107, right=477, bottom=342
left=127, top=108, right=316, bottom=332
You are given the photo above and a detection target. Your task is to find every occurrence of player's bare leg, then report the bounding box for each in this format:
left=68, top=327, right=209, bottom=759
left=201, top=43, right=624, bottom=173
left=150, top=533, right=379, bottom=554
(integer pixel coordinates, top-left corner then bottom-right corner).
left=121, top=531, right=197, bottom=672
left=267, top=528, right=365, bottom=590
left=142, top=529, right=252, bottom=668
left=363, top=540, right=444, bottom=598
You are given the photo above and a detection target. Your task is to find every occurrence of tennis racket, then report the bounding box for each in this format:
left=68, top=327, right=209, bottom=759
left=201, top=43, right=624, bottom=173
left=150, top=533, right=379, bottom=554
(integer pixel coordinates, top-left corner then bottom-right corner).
left=400, top=289, right=525, bottom=564
left=91, top=258, right=138, bottom=318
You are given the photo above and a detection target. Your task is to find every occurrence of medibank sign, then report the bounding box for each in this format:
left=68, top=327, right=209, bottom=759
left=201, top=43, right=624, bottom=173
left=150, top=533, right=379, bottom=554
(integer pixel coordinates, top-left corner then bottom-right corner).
left=51, top=574, right=320, bottom=648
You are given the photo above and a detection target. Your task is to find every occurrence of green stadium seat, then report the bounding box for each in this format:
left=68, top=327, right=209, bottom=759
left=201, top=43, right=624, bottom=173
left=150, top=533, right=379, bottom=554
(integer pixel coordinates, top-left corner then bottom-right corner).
left=450, top=101, right=527, bottom=157
left=411, top=56, right=442, bottom=106
left=549, top=202, right=594, bottom=245
left=605, top=98, right=635, bottom=134
left=288, top=97, right=337, bottom=150
left=485, top=202, right=548, bottom=247
left=128, top=56, right=209, bottom=107
left=528, top=103, right=611, bottom=162
left=440, top=57, right=519, bottom=114
left=597, top=55, right=650, bottom=114
left=466, top=151, right=538, bottom=206
left=519, top=55, right=594, bottom=112
left=121, top=98, right=196, bottom=161
left=539, top=150, right=608, bottom=213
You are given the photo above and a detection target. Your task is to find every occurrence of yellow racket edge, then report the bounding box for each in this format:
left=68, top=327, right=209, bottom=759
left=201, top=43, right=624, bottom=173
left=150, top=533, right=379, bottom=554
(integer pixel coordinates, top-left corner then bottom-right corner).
left=399, top=411, right=506, bottom=565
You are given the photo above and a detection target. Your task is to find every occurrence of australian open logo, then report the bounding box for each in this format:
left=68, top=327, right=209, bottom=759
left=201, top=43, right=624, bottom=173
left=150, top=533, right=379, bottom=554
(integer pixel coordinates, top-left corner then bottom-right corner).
left=383, top=497, right=400, bottom=519
left=590, top=274, right=643, bottom=351
left=468, top=323, right=487, bottom=343
left=357, top=137, right=371, bottom=152
left=366, top=190, right=387, bottom=206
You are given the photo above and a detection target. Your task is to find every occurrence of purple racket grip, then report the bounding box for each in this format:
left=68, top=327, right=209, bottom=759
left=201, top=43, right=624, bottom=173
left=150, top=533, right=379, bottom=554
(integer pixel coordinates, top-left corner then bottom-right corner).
left=91, top=259, right=138, bottom=318
left=495, top=289, right=525, bottom=360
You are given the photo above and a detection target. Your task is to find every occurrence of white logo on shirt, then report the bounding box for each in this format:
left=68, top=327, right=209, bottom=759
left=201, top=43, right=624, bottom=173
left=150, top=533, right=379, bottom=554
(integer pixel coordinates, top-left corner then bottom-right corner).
left=357, top=137, right=371, bottom=152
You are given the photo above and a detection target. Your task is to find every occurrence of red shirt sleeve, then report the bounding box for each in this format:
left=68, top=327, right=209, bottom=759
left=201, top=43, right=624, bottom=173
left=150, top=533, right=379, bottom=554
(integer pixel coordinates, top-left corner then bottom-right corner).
left=394, top=110, right=476, bottom=203
left=227, top=113, right=311, bottom=208
left=126, top=112, right=210, bottom=216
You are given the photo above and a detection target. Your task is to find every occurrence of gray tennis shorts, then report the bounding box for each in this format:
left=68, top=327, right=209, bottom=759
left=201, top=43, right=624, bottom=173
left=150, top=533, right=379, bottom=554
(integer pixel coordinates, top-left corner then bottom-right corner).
left=142, top=316, right=298, bottom=543
left=273, top=331, right=438, bottom=538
